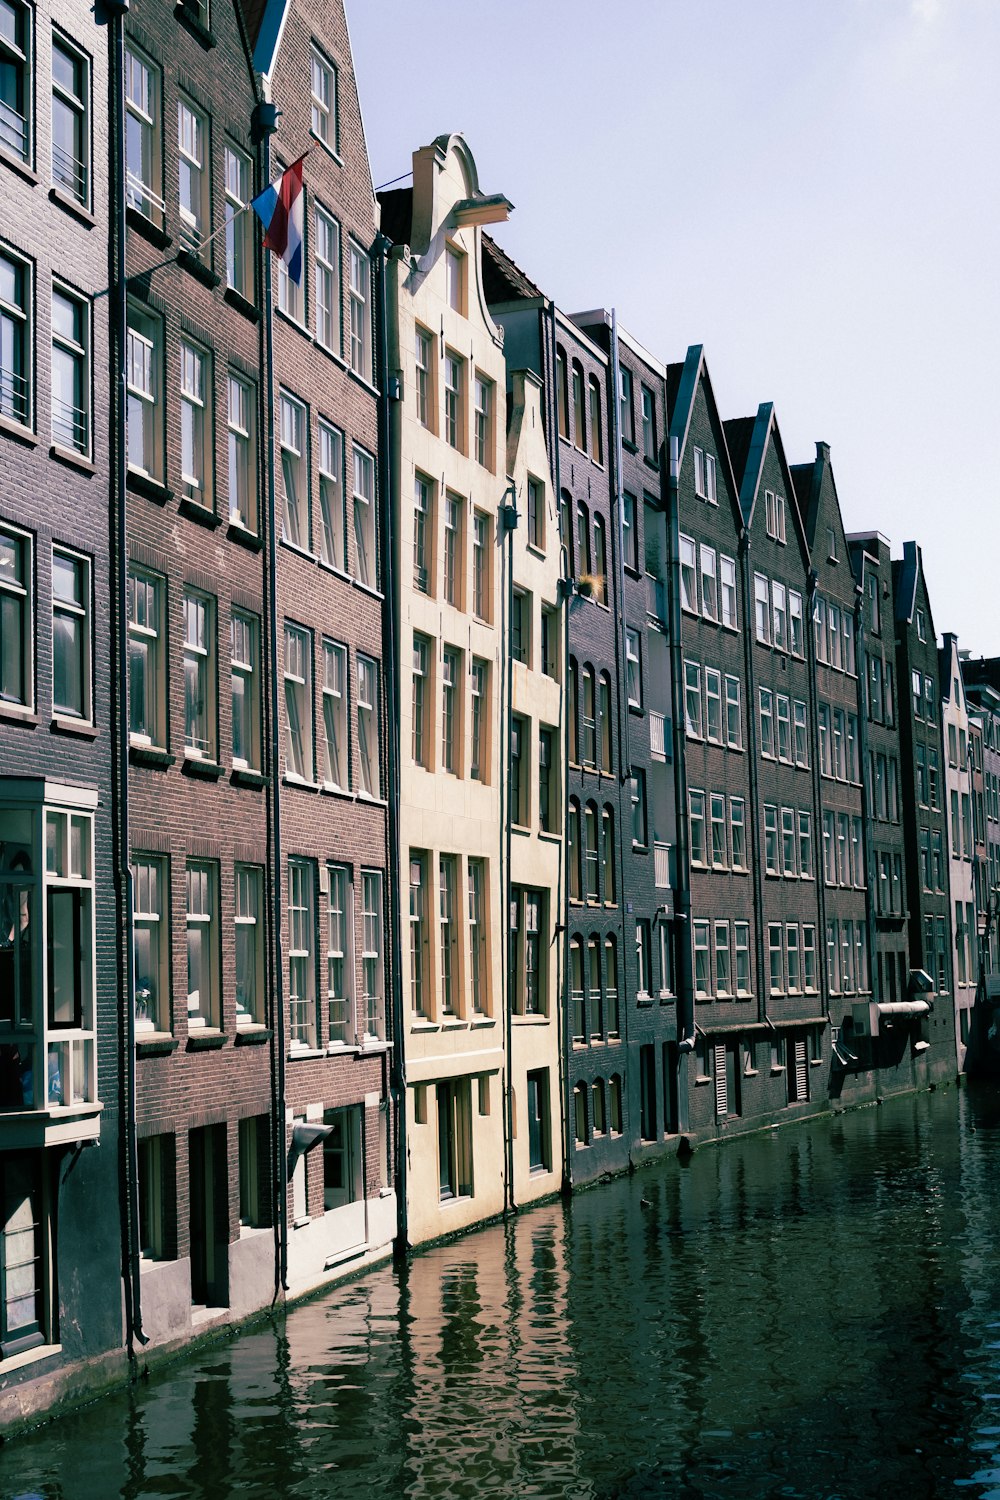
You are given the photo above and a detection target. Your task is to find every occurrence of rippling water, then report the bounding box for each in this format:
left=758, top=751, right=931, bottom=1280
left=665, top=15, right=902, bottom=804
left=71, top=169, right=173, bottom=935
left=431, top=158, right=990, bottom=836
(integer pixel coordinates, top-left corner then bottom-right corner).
left=6, top=1083, right=1000, bottom=1500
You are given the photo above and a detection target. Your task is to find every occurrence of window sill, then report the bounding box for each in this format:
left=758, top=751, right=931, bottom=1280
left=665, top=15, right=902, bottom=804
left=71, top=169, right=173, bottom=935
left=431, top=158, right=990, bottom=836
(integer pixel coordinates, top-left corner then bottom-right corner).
left=537, top=830, right=562, bottom=845
left=694, top=1074, right=711, bottom=1086
left=326, top=1040, right=361, bottom=1055
left=126, top=206, right=171, bottom=250
left=356, top=790, right=387, bottom=807
left=174, top=2, right=216, bottom=46
left=48, top=184, right=95, bottom=226
left=235, top=1025, right=272, bottom=1045
left=312, top=335, right=348, bottom=371
left=288, top=1046, right=324, bottom=1060
left=186, top=1029, right=227, bottom=1051
left=51, top=715, right=98, bottom=739
left=628, top=702, right=644, bottom=716
left=283, top=774, right=320, bottom=792
left=279, top=537, right=318, bottom=564
left=512, top=1013, right=548, bottom=1025
left=353, top=578, right=384, bottom=602
left=319, top=782, right=353, bottom=800
left=182, top=754, right=225, bottom=780
left=0, top=702, right=38, bottom=727
left=50, top=443, right=95, bottom=474
left=317, top=559, right=353, bottom=584
left=179, top=496, right=222, bottom=528
left=347, top=367, right=380, bottom=400
left=0, top=147, right=38, bottom=187
left=231, top=766, right=267, bottom=789
left=659, top=991, right=675, bottom=1003
left=0, top=1341, right=62, bottom=1375
left=136, top=1033, right=179, bottom=1055
left=129, top=743, right=174, bottom=768
left=222, top=285, right=259, bottom=321
left=0, top=412, right=36, bottom=447
left=227, top=520, right=263, bottom=551
left=275, top=305, right=309, bottom=338
left=177, top=248, right=220, bottom=288
left=310, top=130, right=344, bottom=169
left=410, top=1020, right=440, bottom=1033
left=127, top=470, right=172, bottom=505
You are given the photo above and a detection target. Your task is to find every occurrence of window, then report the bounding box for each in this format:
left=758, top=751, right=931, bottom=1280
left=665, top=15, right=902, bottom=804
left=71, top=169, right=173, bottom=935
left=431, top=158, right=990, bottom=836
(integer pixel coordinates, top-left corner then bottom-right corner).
left=224, top=144, right=252, bottom=297
left=132, top=857, right=167, bottom=1034
left=186, top=861, right=217, bottom=1029
left=539, top=726, right=557, bottom=834
left=589, top=376, right=603, bottom=464
left=782, top=806, right=796, bottom=876
left=556, top=348, right=569, bottom=440
left=693, top=920, right=710, bottom=999
left=700, top=545, right=718, bottom=622
left=542, top=607, right=559, bottom=681
left=593, top=517, right=608, bottom=600
left=511, top=589, right=529, bottom=667
left=764, top=804, right=778, bottom=875
left=409, top=853, right=428, bottom=1019
left=445, top=243, right=465, bottom=314
left=314, top=205, right=340, bottom=352
left=803, top=926, right=817, bottom=991
left=710, top=793, right=726, bottom=868
left=789, top=590, right=803, bottom=655
left=575, top=502, right=590, bottom=579
left=47, top=282, right=88, bottom=457
left=1, top=0, right=30, bottom=165
left=472, top=510, right=491, bottom=621
left=438, top=1079, right=474, bottom=1199
left=602, top=805, right=616, bottom=904
left=443, top=492, right=463, bottom=607
left=684, top=661, right=702, bottom=739
left=730, top=798, right=746, bottom=869
left=125, top=46, right=162, bottom=224
left=52, top=548, right=90, bottom=721
left=441, top=647, right=459, bottom=774
left=317, top=420, right=344, bottom=569
left=439, top=855, right=457, bottom=1016
left=357, top=655, right=378, bottom=796
left=679, top=535, right=697, bottom=613
left=599, top=672, right=613, bottom=771
left=622, top=492, right=638, bottom=571
left=512, top=888, right=546, bottom=1016
left=348, top=243, right=370, bottom=380
left=688, top=789, right=706, bottom=866
left=525, top=476, right=544, bottom=551
left=177, top=99, right=208, bottom=254
left=283, top=622, right=311, bottom=780
left=0, top=247, right=32, bottom=435
left=276, top=172, right=304, bottom=321
left=754, top=573, right=770, bottom=644
left=310, top=44, right=337, bottom=151
left=126, top=306, right=161, bottom=478
left=626, top=628, right=641, bottom=708
left=817, top=598, right=829, bottom=664
left=413, top=475, right=434, bottom=594
left=227, top=374, right=256, bottom=531
left=732, top=922, right=750, bottom=996
left=584, top=803, right=599, bottom=901
left=793, top=700, right=808, bottom=767
left=470, top=658, right=487, bottom=782
left=619, top=365, right=634, bottom=445
left=127, top=568, right=161, bottom=744
left=705, top=668, right=722, bottom=744
left=414, top=326, right=433, bottom=429
left=916, top=606, right=926, bottom=643
left=759, top=687, right=774, bottom=758
left=352, top=445, right=376, bottom=588
left=361, top=871, right=384, bottom=1039
left=641, top=385, right=656, bottom=461
left=235, top=865, right=263, bottom=1028
left=776, top=694, right=791, bottom=763
left=768, top=924, right=783, bottom=994
left=231, top=610, right=259, bottom=770
left=568, top=361, right=586, bottom=451
left=630, top=770, right=647, bottom=847
left=444, top=350, right=463, bottom=450
left=467, top=858, right=487, bottom=1014
left=772, top=581, right=787, bottom=651
left=510, top=715, right=528, bottom=826
left=321, top=639, right=347, bottom=788
left=182, top=591, right=215, bottom=756
left=725, top=675, right=742, bottom=749
left=526, top=1071, right=551, bottom=1172
left=720, top=555, right=737, bottom=629
left=798, top=810, right=813, bottom=878
left=765, top=490, right=786, bottom=543
left=288, top=859, right=315, bottom=1047
left=474, top=374, right=492, bottom=469
left=636, top=918, right=652, bottom=997
left=280, top=393, right=307, bottom=548
left=180, top=341, right=210, bottom=502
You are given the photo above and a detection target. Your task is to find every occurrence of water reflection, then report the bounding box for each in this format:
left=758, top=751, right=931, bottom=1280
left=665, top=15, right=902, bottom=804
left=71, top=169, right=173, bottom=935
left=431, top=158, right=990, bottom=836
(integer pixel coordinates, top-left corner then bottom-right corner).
left=6, top=1086, right=1000, bottom=1499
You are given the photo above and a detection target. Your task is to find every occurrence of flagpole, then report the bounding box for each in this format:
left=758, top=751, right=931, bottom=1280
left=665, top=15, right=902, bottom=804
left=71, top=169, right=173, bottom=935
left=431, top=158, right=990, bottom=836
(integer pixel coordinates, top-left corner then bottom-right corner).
left=94, top=199, right=254, bottom=299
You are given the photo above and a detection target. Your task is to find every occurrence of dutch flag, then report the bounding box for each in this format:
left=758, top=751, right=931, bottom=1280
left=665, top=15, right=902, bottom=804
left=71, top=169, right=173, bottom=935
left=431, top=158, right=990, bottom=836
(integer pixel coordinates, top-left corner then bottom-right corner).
left=251, top=155, right=306, bottom=286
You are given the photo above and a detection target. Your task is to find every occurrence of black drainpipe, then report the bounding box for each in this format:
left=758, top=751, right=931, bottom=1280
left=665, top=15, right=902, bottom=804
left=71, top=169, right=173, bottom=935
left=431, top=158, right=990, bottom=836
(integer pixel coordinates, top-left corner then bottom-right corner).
left=739, top=529, right=768, bottom=1038
left=666, top=435, right=693, bottom=1129
left=805, top=565, right=828, bottom=1024
left=854, top=585, right=878, bottom=1012
left=500, top=480, right=516, bottom=1215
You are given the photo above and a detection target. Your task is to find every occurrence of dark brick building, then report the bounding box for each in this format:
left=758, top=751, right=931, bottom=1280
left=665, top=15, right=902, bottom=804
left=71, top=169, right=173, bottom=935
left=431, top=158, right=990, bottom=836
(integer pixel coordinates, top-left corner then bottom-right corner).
left=0, top=0, right=121, bottom=1418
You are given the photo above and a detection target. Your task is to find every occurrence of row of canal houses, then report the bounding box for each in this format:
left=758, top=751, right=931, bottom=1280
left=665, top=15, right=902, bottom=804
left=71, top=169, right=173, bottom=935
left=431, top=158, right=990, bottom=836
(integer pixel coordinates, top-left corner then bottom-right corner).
left=1, top=0, right=997, bottom=1427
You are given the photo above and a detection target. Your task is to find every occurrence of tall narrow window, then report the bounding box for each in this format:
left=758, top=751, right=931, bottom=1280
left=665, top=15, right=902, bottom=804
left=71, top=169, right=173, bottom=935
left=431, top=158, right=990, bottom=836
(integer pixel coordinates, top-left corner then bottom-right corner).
left=413, top=474, right=432, bottom=593
left=572, top=362, right=587, bottom=451
left=326, top=864, right=351, bottom=1044
left=444, top=493, right=463, bottom=607
left=626, top=629, right=641, bottom=708
left=472, top=510, right=491, bottom=621
left=414, top=326, right=432, bottom=428
left=622, top=492, right=638, bottom=571
left=180, top=341, right=209, bottom=502
left=348, top=243, right=370, bottom=379
left=125, top=46, right=161, bottom=223
left=444, top=351, right=463, bottom=450
left=582, top=666, right=596, bottom=766
left=470, top=658, right=487, bottom=782
left=589, top=375, right=603, bottom=464
left=585, top=803, right=599, bottom=902
left=322, top=639, right=347, bottom=788
left=361, top=871, right=384, bottom=1038
left=310, top=45, right=337, bottom=151
left=177, top=99, right=207, bottom=254
left=186, top=861, right=217, bottom=1029
left=227, top=373, right=255, bottom=530
left=235, top=865, right=263, bottom=1027
left=51, top=548, right=89, bottom=721
left=51, top=285, right=89, bottom=454
left=314, top=205, right=340, bottom=352
left=439, top=854, right=457, bottom=1016
left=357, top=655, right=378, bottom=796
left=318, top=421, right=344, bottom=569
left=231, top=610, right=258, bottom=770
left=288, top=860, right=315, bottom=1047
left=510, top=715, right=527, bottom=826
left=409, top=853, right=428, bottom=1019
left=0, top=249, right=30, bottom=430
left=556, top=348, right=569, bottom=439
left=527, top=476, right=544, bottom=551
left=539, top=725, right=556, bottom=834
left=126, top=307, right=160, bottom=477
left=602, top=806, right=616, bottom=903
left=352, top=445, right=376, bottom=588
left=1, top=0, right=31, bottom=164
left=641, top=385, right=656, bottom=461
left=441, top=647, right=459, bottom=774
left=283, top=622, right=311, bottom=779
left=224, top=145, right=251, bottom=297
left=468, top=858, right=487, bottom=1013
left=132, top=856, right=166, bottom=1034
left=619, top=365, right=634, bottom=444
left=511, top=589, right=530, bottom=667
left=474, top=375, right=492, bottom=468
left=127, top=569, right=160, bottom=744
left=599, top=672, right=613, bottom=771
left=280, top=393, right=307, bottom=548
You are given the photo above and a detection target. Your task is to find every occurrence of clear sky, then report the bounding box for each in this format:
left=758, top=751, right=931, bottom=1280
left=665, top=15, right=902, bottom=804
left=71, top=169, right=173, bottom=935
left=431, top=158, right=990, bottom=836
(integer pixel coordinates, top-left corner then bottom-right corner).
left=348, top=0, right=1000, bottom=656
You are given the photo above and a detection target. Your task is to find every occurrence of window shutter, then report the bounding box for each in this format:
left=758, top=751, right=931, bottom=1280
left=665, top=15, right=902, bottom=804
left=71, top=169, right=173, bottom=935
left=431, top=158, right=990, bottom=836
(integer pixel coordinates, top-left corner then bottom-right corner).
left=714, top=1043, right=727, bottom=1119
left=794, top=1037, right=807, bottom=1101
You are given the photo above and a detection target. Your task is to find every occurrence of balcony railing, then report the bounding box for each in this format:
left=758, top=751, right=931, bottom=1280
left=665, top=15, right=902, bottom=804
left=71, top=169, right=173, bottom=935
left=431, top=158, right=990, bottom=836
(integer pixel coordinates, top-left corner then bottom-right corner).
left=126, top=173, right=166, bottom=225
left=0, top=98, right=28, bottom=162
left=52, top=142, right=87, bottom=203
left=654, top=841, right=674, bottom=889
left=650, top=710, right=668, bottom=760
left=52, top=395, right=88, bottom=454
left=0, top=365, right=30, bottom=427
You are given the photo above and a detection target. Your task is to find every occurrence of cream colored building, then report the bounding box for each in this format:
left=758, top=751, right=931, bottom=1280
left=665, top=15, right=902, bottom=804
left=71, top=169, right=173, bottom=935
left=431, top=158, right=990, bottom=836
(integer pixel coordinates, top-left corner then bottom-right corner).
left=382, top=135, right=513, bottom=1245
left=505, top=368, right=565, bottom=1205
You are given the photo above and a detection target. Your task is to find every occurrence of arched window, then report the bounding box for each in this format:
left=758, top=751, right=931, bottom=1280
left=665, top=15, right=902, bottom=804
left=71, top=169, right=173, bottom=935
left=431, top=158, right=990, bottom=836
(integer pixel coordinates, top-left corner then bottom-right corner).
left=588, top=934, right=603, bottom=1037
left=576, top=501, right=591, bottom=579
left=568, top=800, right=582, bottom=902
left=572, top=360, right=587, bottom=453
left=584, top=802, right=599, bottom=902
left=568, top=657, right=580, bottom=764
left=556, top=346, right=569, bottom=440
left=570, top=937, right=585, bottom=1042
left=602, top=805, right=617, bottom=904
left=560, top=489, right=573, bottom=568
left=599, top=671, right=613, bottom=772
left=592, top=1079, right=606, bottom=1134
left=605, top=936, right=620, bottom=1036
left=574, top=1079, right=588, bottom=1144
left=593, top=515, right=607, bottom=603
left=582, top=666, right=596, bottom=767
left=609, top=1074, right=623, bottom=1134
left=589, top=375, right=603, bottom=466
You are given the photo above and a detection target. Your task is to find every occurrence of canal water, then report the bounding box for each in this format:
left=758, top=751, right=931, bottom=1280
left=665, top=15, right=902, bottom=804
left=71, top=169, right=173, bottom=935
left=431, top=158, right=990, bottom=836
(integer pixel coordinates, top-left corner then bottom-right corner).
left=6, top=1083, right=1000, bottom=1500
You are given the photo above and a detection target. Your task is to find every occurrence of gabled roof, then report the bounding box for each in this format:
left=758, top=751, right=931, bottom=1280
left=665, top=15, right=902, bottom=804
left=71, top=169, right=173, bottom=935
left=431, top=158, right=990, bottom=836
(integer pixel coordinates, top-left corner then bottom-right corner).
left=892, top=540, right=920, bottom=625
left=482, top=233, right=544, bottom=305
left=667, top=344, right=742, bottom=536
left=722, top=417, right=755, bottom=488
left=939, top=633, right=965, bottom=706
left=726, top=403, right=811, bottom=563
